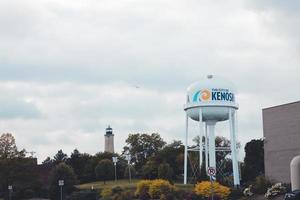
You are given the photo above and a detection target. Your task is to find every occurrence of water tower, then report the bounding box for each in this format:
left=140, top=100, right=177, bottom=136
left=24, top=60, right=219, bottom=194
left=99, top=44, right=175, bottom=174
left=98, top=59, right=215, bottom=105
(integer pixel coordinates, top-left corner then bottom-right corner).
left=183, top=75, right=240, bottom=186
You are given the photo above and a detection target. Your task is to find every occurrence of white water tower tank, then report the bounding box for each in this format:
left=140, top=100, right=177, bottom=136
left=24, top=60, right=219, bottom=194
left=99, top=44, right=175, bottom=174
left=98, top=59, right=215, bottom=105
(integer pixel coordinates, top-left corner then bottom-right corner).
left=185, top=75, right=238, bottom=121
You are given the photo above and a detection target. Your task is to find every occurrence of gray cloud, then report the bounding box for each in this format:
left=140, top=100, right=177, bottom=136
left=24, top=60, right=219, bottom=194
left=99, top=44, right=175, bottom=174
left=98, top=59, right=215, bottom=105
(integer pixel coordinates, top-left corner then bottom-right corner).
left=0, top=97, right=41, bottom=119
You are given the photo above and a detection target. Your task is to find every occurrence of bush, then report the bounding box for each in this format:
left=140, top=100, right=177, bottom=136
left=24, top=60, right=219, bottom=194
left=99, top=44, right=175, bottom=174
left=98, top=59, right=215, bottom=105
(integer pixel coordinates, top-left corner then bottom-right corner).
left=194, top=181, right=231, bottom=199
left=112, top=190, right=134, bottom=200
left=148, top=179, right=174, bottom=199
left=112, top=186, right=123, bottom=195
left=66, top=190, right=98, bottom=200
left=135, top=180, right=152, bottom=197
left=136, top=179, right=175, bottom=199
left=251, top=175, right=272, bottom=194
left=101, top=187, right=112, bottom=198
left=229, top=188, right=243, bottom=199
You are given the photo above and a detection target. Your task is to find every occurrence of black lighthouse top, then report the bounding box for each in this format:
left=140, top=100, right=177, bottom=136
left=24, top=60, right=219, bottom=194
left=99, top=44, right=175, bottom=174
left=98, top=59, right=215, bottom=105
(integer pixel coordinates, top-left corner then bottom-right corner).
left=105, top=125, right=113, bottom=135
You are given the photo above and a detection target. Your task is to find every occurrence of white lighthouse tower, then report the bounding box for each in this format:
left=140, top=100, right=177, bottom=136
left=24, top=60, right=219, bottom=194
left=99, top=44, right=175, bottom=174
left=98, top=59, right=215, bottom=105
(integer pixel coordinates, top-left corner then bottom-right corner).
left=104, top=125, right=114, bottom=153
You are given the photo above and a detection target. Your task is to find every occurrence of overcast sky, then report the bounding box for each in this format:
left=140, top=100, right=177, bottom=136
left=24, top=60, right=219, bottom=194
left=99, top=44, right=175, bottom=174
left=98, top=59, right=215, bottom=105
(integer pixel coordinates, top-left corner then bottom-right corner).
left=0, top=0, right=299, bottom=163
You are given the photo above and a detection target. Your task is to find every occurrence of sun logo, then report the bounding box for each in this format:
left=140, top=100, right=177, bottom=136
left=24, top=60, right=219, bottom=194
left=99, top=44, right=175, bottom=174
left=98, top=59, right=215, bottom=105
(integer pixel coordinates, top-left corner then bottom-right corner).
left=192, top=89, right=211, bottom=102
left=201, top=89, right=211, bottom=101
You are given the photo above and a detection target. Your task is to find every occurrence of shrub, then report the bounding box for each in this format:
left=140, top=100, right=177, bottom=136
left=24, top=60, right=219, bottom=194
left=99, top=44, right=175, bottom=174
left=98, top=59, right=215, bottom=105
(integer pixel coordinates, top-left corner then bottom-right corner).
left=135, top=180, right=152, bottom=197
left=194, top=181, right=231, bottom=199
left=112, top=186, right=123, bottom=195
left=66, top=190, right=98, bottom=200
left=229, top=188, right=243, bottom=199
left=101, top=187, right=112, bottom=198
left=148, top=179, right=174, bottom=199
left=112, top=190, right=134, bottom=200
left=139, top=187, right=151, bottom=200
left=136, top=179, right=175, bottom=199
left=251, top=175, right=272, bottom=194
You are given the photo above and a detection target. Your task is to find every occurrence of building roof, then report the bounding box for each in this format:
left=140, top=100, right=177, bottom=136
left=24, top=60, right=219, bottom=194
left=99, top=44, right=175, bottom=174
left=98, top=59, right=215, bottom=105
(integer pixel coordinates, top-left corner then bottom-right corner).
left=263, top=100, right=300, bottom=111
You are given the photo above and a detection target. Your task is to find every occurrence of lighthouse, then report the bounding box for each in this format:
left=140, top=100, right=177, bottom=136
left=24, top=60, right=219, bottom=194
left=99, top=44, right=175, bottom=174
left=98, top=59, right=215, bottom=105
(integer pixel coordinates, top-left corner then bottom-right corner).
left=104, top=125, right=114, bottom=153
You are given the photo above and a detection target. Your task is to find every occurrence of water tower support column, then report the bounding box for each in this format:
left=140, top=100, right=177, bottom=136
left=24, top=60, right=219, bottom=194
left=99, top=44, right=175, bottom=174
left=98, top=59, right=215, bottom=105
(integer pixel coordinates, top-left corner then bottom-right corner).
left=205, top=123, right=209, bottom=171
left=229, top=108, right=240, bottom=187
left=184, top=113, right=189, bottom=184
left=199, top=109, right=203, bottom=171
left=207, top=121, right=216, bottom=170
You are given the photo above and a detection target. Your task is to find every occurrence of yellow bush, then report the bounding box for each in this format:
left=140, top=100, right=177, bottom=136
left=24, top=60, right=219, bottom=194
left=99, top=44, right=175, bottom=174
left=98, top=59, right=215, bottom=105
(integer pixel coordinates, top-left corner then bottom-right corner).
left=135, top=179, right=175, bottom=199
left=195, top=181, right=231, bottom=199
left=148, top=179, right=174, bottom=199
left=135, top=179, right=152, bottom=196
left=101, top=187, right=112, bottom=198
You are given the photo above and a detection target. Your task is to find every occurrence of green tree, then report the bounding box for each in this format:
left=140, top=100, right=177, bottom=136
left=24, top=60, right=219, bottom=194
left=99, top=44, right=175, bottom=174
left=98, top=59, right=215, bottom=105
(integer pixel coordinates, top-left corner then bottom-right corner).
left=141, top=160, right=158, bottom=179
left=53, top=150, right=68, bottom=165
left=242, top=139, right=264, bottom=182
left=0, top=133, right=40, bottom=199
left=49, top=163, right=77, bottom=200
left=155, top=140, right=184, bottom=177
left=158, top=162, right=173, bottom=181
left=95, top=159, right=114, bottom=184
left=123, top=133, right=166, bottom=171
left=67, top=149, right=91, bottom=183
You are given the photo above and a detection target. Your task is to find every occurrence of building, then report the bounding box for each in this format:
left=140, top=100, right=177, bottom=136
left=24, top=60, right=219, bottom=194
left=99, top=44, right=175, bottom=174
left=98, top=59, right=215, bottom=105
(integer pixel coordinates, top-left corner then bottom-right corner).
left=104, top=125, right=114, bottom=153
left=263, top=101, right=300, bottom=183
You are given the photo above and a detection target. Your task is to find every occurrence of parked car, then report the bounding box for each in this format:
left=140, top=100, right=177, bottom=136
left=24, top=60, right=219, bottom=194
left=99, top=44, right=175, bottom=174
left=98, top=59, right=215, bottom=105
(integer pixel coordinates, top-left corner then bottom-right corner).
left=284, top=190, right=300, bottom=200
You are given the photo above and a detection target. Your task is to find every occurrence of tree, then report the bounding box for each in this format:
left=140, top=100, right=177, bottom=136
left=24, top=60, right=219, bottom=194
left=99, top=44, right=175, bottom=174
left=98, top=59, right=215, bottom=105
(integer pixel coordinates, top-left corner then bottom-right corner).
left=95, top=159, right=114, bottom=184
left=123, top=133, right=166, bottom=171
left=67, top=149, right=91, bottom=183
left=155, top=140, right=184, bottom=177
left=141, top=160, right=158, bottom=179
left=0, top=133, right=40, bottom=199
left=242, top=139, right=264, bottom=182
left=158, top=162, right=173, bottom=181
left=0, top=133, right=24, bottom=159
left=53, top=150, right=68, bottom=165
left=49, top=163, right=77, bottom=200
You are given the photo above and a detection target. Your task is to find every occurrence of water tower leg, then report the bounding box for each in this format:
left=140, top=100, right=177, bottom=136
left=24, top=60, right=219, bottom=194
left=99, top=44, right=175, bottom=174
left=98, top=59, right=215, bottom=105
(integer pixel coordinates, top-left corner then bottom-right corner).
left=184, top=114, right=189, bottom=184
left=205, top=123, right=209, bottom=172
left=199, top=108, right=203, bottom=172
left=207, top=121, right=216, bottom=171
left=229, top=108, right=240, bottom=187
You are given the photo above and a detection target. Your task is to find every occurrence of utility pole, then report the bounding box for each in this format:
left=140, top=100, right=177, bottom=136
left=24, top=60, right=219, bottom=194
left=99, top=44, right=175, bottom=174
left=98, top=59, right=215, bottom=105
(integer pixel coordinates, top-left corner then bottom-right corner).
left=112, top=156, right=118, bottom=182
left=58, top=180, right=64, bottom=200
left=125, top=152, right=132, bottom=183
left=8, top=185, right=12, bottom=200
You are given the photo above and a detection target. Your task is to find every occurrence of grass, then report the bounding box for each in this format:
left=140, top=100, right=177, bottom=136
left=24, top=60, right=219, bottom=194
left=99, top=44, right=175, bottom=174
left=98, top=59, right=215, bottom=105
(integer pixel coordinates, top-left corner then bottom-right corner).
left=77, top=179, right=194, bottom=191
left=77, top=179, right=139, bottom=190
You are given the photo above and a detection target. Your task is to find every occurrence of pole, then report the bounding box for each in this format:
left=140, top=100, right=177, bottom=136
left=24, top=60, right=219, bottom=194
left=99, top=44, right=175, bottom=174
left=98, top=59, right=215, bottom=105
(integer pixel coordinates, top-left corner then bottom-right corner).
left=205, top=123, right=209, bottom=172
left=210, top=176, right=214, bottom=200
left=128, top=163, right=132, bottom=183
left=184, top=113, right=189, bottom=184
left=229, top=108, right=240, bottom=187
left=60, top=185, right=63, bottom=200
left=114, top=163, right=117, bottom=182
left=207, top=121, right=216, bottom=170
left=199, top=108, right=203, bottom=172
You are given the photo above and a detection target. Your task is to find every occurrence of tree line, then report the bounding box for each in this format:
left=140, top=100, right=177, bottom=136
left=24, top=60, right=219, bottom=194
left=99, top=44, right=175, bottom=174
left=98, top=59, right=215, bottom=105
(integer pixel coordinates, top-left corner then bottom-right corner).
left=0, top=132, right=264, bottom=199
